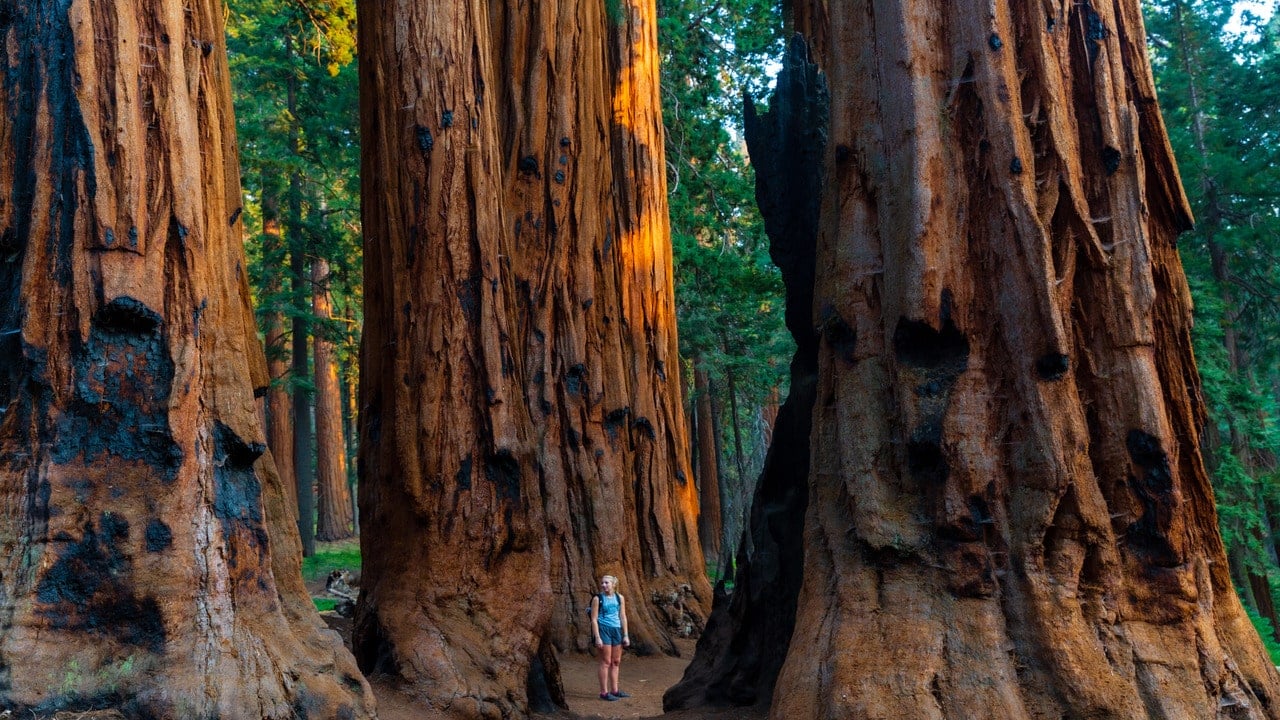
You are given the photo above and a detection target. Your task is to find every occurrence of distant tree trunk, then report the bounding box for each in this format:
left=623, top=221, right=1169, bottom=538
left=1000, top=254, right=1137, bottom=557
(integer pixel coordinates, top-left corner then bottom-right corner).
left=313, top=259, right=353, bottom=541
left=286, top=32, right=315, bottom=558
left=356, top=0, right=708, bottom=714
left=752, top=386, right=773, bottom=458
left=1250, top=572, right=1280, bottom=637
left=695, top=362, right=723, bottom=567
left=339, top=334, right=360, bottom=535
left=725, top=369, right=748, bottom=487
left=721, top=369, right=752, bottom=563
left=680, top=0, right=1280, bottom=714
left=0, top=2, right=372, bottom=716
left=290, top=283, right=314, bottom=556
left=760, top=386, right=780, bottom=449
left=261, top=178, right=297, bottom=516
left=706, top=376, right=735, bottom=565
left=752, top=385, right=781, bottom=475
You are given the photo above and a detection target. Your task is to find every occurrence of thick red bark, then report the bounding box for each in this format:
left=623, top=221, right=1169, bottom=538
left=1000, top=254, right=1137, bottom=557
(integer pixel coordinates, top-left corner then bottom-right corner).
left=679, top=1, right=1280, bottom=716
left=0, top=2, right=372, bottom=716
left=778, top=0, right=1280, bottom=714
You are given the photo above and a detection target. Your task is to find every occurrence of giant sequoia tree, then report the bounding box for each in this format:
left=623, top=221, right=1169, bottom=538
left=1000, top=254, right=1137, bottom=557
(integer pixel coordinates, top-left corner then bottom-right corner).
left=0, top=2, right=372, bottom=716
left=355, top=0, right=709, bottom=715
left=674, top=1, right=1280, bottom=717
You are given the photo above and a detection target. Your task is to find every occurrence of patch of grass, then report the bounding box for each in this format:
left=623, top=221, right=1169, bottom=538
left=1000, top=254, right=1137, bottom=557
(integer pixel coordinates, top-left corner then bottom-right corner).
left=313, top=597, right=339, bottom=613
left=302, top=539, right=362, bottom=585
left=1245, top=604, right=1280, bottom=664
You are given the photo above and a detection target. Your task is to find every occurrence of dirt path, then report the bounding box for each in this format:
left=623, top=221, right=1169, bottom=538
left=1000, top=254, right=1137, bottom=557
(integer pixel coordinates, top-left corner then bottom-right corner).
left=323, top=615, right=762, bottom=720
left=554, top=639, right=710, bottom=719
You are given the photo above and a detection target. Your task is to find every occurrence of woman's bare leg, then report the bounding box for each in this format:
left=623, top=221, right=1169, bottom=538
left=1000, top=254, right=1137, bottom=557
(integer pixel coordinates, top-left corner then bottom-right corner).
left=608, top=644, right=623, bottom=693
left=598, top=645, right=611, bottom=695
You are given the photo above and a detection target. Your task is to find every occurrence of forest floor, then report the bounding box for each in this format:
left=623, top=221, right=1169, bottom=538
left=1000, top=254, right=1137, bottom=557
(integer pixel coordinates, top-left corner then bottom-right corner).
left=306, top=540, right=757, bottom=720
left=320, top=615, right=762, bottom=720
left=23, top=625, right=755, bottom=720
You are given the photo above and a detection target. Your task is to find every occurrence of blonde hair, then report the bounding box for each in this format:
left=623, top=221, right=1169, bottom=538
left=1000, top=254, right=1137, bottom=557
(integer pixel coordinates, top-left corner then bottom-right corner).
left=602, top=575, right=618, bottom=587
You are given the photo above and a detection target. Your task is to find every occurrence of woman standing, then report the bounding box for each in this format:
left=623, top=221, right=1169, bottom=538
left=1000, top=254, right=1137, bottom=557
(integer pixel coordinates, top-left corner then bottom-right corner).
left=590, top=575, right=631, bottom=701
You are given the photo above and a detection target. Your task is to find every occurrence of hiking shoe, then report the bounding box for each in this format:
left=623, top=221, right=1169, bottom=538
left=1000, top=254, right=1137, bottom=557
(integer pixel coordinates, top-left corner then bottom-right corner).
left=612, top=691, right=631, bottom=698
left=600, top=693, right=618, bottom=701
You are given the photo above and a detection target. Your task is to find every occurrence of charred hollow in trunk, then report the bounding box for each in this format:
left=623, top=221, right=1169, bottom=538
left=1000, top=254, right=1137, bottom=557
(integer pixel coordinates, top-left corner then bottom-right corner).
left=665, top=36, right=826, bottom=712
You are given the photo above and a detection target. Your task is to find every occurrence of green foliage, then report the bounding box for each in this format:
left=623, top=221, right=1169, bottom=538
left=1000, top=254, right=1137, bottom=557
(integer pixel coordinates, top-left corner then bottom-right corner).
left=227, top=0, right=363, bottom=389
left=1244, top=601, right=1280, bottom=663
left=606, top=0, right=625, bottom=25
left=312, top=597, right=339, bottom=612
left=659, top=0, right=790, bottom=495
left=1145, top=0, right=1280, bottom=645
left=301, top=540, right=362, bottom=584
left=293, top=0, right=357, bottom=75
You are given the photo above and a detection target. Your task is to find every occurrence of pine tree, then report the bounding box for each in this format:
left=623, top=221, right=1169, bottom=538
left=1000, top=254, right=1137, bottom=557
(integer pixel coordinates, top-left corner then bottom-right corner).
left=658, top=0, right=791, bottom=565
left=1144, top=0, right=1280, bottom=649
left=227, top=0, right=362, bottom=554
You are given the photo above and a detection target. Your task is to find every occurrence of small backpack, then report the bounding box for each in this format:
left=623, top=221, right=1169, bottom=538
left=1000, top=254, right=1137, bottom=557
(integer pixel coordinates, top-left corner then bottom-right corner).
left=586, top=592, right=622, bottom=617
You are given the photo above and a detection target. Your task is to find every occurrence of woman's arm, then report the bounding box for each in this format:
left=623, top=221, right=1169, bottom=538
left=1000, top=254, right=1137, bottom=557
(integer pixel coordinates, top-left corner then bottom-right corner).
left=590, top=596, right=602, bottom=645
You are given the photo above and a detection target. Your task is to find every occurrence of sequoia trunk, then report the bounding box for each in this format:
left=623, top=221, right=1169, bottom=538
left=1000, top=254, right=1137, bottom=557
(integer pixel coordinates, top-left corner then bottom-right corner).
left=679, top=0, right=1280, bottom=716
left=340, top=339, right=360, bottom=535
left=313, top=258, right=353, bottom=541
left=356, top=0, right=708, bottom=714
left=772, top=0, right=1280, bottom=716
left=0, top=2, right=373, bottom=716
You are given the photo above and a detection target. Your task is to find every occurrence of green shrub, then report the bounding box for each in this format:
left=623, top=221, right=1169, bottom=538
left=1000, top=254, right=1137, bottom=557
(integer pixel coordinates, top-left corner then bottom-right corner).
left=301, top=540, right=361, bottom=585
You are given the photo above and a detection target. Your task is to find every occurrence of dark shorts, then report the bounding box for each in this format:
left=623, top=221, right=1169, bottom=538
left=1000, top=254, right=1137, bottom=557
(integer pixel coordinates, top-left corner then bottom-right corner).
left=598, top=625, right=623, bottom=646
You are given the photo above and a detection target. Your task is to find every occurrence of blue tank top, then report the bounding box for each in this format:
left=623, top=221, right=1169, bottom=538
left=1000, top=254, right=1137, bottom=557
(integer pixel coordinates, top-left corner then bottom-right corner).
left=597, top=593, right=621, bottom=628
